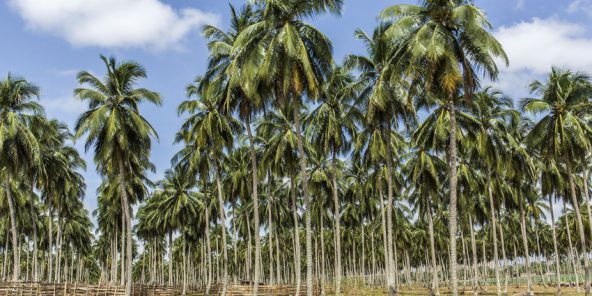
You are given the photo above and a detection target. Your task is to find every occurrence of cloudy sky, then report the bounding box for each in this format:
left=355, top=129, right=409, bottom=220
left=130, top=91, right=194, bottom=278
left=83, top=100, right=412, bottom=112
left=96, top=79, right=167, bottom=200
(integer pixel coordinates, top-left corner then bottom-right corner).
left=1, top=0, right=590, bottom=221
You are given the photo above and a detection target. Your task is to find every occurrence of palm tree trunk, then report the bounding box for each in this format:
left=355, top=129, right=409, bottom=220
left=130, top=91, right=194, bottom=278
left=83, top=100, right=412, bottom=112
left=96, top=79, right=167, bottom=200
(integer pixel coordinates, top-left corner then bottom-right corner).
left=56, top=209, right=62, bottom=283
left=168, top=230, right=173, bottom=286
left=498, top=212, right=509, bottom=295
left=320, top=215, right=326, bottom=296
left=205, top=197, right=212, bottom=295
left=183, top=236, right=187, bottom=295
left=291, top=176, right=301, bottom=295
left=518, top=194, right=533, bottom=295
left=468, top=214, right=479, bottom=295
left=121, top=209, right=126, bottom=286
left=427, top=206, right=439, bottom=295
left=275, top=226, right=281, bottom=284
left=292, top=101, right=314, bottom=296
left=447, top=99, right=459, bottom=296
left=118, top=159, right=133, bottom=296
left=548, top=193, right=561, bottom=294
left=215, top=169, right=228, bottom=296
left=384, top=124, right=397, bottom=296
left=564, top=198, right=581, bottom=292
left=331, top=153, right=342, bottom=296
left=487, top=179, right=502, bottom=295
left=568, top=160, right=590, bottom=295
left=378, top=179, right=388, bottom=288
left=29, top=180, right=38, bottom=282
left=4, top=174, right=19, bottom=282
left=245, top=117, right=262, bottom=296
left=48, top=206, right=53, bottom=283
left=266, top=174, right=274, bottom=286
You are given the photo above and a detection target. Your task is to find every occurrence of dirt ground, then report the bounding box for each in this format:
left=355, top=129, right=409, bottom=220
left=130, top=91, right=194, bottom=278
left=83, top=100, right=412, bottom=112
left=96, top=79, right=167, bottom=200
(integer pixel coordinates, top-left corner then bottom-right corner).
left=334, top=285, right=583, bottom=295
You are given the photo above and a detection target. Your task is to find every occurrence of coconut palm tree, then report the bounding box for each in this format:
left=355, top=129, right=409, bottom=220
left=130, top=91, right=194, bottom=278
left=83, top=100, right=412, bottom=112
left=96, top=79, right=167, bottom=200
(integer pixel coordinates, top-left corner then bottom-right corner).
left=405, top=148, right=446, bottom=295
left=74, top=55, right=161, bottom=295
left=201, top=5, right=266, bottom=292
left=237, top=1, right=342, bottom=294
left=381, top=2, right=508, bottom=293
left=346, top=23, right=415, bottom=294
left=306, top=65, right=361, bottom=295
left=176, top=76, right=241, bottom=295
left=0, top=74, right=43, bottom=281
left=521, top=67, right=592, bottom=294
left=471, top=87, right=520, bottom=294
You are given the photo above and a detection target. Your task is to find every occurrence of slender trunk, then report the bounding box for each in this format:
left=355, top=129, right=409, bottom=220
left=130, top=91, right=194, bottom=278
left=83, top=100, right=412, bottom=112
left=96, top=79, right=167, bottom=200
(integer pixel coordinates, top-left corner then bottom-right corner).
left=266, top=172, right=274, bottom=286
left=168, top=230, right=173, bottom=286
left=29, top=181, right=39, bottom=282
left=384, top=124, right=397, bottom=296
left=111, top=225, right=117, bottom=284
left=569, top=161, right=591, bottom=295
left=245, top=118, right=261, bottom=296
left=120, top=204, right=126, bottom=286
left=4, top=174, right=19, bottom=282
left=183, top=237, right=187, bottom=295
left=498, top=212, right=509, bottom=295
left=215, top=169, right=228, bottom=296
left=56, top=209, right=62, bottom=283
left=291, top=177, right=301, bottom=295
left=548, top=194, right=561, bottom=294
left=447, top=99, right=459, bottom=296
left=205, top=196, right=212, bottom=295
left=292, top=101, right=313, bottom=296
left=320, top=215, right=326, bottom=296
left=378, top=179, right=388, bottom=288
left=275, top=225, right=281, bottom=284
left=564, top=198, right=581, bottom=292
left=48, top=206, right=53, bottom=283
left=468, top=214, right=479, bottom=294
left=487, top=180, right=501, bottom=295
left=332, top=153, right=342, bottom=295
left=518, top=194, right=533, bottom=295
left=427, top=206, right=439, bottom=295
left=118, top=159, right=133, bottom=296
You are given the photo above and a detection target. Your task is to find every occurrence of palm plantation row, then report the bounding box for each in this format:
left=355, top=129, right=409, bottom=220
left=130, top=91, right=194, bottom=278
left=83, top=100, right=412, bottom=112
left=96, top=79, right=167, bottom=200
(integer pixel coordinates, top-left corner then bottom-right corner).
left=1, top=0, right=592, bottom=295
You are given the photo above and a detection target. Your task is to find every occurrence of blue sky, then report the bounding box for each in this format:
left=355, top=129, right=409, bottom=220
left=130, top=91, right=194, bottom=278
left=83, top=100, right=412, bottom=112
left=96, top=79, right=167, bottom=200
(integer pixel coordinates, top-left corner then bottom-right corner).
left=2, top=0, right=592, bottom=223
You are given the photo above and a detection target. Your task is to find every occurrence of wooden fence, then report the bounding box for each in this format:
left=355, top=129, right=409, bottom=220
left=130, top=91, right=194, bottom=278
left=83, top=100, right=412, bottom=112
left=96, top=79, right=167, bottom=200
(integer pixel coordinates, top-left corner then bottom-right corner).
left=0, top=282, right=314, bottom=296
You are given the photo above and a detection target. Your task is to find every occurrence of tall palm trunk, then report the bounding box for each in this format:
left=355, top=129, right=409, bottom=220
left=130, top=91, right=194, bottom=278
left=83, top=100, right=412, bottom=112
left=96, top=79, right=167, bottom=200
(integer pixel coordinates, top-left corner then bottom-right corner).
left=384, top=124, right=397, bottom=296
left=567, top=160, right=591, bottom=295
left=447, top=100, right=459, bottom=296
left=48, top=206, right=53, bottom=283
left=29, top=181, right=38, bottom=282
left=118, top=159, right=133, bottom=296
left=427, top=205, right=439, bottom=295
left=120, top=206, right=126, bottom=286
left=182, top=237, right=187, bottom=295
left=548, top=193, right=561, bottom=294
left=292, top=101, right=313, bottom=296
left=518, top=194, right=533, bottom=295
left=215, top=168, right=228, bottom=296
left=205, top=197, right=212, bottom=295
left=378, top=178, right=388, bottom=287
left=245, top=118, right=261, bottom=296
left=468, top=214, right=479, bottom=294
left=168, top=230, right=173, bottom=286
left=487, top=180, right=501, bottom=295
left=563, top=197, right=581, bottom=292
left=4, top=174, right=19, bottom=281
left=331, top=152, right=342, bottom=295
left=290, top=178, right=301, bottom=295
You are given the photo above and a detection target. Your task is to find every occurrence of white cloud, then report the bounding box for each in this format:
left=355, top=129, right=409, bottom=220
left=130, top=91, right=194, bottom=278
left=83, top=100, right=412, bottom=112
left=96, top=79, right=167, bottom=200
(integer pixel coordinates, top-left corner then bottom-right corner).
left=8, top=0, right=220, bottom=50
left=567, top=0, right=592, bottom=15
left=492, top=18, right=592, bottom=97
left=43, top=96, right=87, bottom=117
